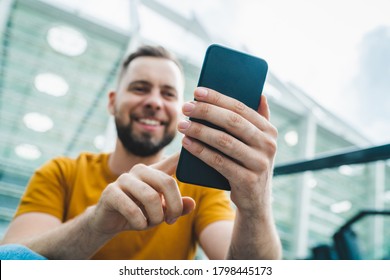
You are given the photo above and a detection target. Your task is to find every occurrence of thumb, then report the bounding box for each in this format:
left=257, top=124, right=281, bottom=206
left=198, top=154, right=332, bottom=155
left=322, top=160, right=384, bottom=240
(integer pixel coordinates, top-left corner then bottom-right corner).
left=165, top=197, right=196, bottom=225
left=257, top=94, right=271, bottom=121
left=181, top=197, right=196, bottom=216
left=150, top=152, right=180, bottom=175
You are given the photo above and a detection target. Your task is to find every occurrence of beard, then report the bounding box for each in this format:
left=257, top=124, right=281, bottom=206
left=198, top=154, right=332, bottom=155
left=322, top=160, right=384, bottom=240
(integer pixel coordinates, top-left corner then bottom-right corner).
left=115, top=116, right=176, bottom=157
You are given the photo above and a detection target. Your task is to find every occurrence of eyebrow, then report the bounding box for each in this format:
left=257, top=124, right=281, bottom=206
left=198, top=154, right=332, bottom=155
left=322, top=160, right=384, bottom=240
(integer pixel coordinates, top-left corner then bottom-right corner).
left=127, top=80, right=152, bottom=88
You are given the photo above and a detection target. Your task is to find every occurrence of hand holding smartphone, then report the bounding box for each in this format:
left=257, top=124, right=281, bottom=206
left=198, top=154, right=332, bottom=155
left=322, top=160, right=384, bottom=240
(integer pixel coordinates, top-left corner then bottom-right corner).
left=176, top=44, right=268, bottom=191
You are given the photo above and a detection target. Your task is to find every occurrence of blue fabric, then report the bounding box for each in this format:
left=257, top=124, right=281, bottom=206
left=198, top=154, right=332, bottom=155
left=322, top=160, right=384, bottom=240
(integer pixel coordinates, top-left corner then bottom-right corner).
left=0, top=244, right=46, bottom=260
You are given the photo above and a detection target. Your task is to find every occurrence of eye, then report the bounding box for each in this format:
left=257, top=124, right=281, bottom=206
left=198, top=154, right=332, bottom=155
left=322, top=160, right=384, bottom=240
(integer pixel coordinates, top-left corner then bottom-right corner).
left=130, top=85, right=149, bottom=94
left=162, top=90, right=177, bottom=100
left=134, top=87, right=146, bottom=92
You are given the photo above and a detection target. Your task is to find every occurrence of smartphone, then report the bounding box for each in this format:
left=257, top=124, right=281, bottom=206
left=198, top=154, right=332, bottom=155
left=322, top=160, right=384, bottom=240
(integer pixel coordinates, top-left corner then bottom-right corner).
left=176, top=44, right=268, bottom=191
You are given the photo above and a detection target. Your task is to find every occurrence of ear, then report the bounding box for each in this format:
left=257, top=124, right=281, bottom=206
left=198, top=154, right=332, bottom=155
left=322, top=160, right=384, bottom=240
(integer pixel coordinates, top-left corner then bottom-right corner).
left=108, top=91, right=116, bottom=115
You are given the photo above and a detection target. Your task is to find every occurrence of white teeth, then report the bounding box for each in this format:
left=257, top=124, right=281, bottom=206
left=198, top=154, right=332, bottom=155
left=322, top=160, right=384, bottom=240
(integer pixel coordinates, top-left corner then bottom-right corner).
left=139, top=118, right=161, bottom=126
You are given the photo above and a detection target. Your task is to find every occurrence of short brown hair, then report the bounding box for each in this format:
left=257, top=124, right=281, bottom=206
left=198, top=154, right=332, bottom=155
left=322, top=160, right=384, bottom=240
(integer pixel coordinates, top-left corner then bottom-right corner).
left=118, top=45, right=183, bottom=84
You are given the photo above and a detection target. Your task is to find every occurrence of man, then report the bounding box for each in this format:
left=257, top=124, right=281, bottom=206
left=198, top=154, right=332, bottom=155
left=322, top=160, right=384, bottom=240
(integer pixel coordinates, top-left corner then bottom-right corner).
left=1, top=45, right=281, bottom=260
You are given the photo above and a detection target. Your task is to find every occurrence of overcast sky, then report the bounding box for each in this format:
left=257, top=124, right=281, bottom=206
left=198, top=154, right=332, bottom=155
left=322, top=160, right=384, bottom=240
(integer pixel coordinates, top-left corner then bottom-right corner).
left=231, top=0, right=390, bottom=144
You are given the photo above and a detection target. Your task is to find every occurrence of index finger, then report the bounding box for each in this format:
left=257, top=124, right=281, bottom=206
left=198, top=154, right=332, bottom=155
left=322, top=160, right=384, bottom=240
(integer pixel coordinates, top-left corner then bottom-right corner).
left=194, top=87, right=268, bottom=131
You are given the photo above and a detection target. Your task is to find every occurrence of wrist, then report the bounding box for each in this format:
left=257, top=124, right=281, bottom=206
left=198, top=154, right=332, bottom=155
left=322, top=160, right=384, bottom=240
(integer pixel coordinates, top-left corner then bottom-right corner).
left=235, top=195, right=274, bottom=223
left=83, top=206, right=116, bottom=243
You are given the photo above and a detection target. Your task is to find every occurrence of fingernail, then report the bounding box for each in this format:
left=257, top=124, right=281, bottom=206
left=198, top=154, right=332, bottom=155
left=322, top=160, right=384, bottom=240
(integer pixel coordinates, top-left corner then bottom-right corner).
left=183, top=102, right=195, bottom=114
left=195, top=87, right=208, bottom=98
left=182, top=137, right=192, bottom=146
left=178, top=120, right=190, bottom=130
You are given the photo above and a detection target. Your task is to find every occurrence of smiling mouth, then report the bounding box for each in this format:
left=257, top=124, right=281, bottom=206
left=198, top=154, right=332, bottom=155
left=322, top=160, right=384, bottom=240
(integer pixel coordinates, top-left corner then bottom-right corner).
left=136, top=118, right=166, bottom=126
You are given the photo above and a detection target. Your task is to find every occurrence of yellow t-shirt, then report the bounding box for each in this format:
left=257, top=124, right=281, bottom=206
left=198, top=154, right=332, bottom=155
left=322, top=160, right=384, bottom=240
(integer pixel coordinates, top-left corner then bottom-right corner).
left=15, top=152, right=235, bottom=259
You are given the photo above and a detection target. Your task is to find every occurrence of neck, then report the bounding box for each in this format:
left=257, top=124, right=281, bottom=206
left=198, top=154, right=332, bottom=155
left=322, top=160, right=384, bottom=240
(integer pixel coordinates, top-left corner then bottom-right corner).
left=108, top=139, right=165, bottom=175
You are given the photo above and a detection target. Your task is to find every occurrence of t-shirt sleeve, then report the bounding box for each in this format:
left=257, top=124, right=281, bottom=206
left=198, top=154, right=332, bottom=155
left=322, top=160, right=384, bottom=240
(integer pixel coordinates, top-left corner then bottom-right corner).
left=192, top=187, right=236, bottom=238
left=15, top=157, right=73, bottom=221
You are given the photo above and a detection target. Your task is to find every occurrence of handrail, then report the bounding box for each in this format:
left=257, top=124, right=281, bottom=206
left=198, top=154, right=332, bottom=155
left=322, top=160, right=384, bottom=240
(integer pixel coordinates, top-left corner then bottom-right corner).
left=332, top=210, right=390, bottom=260
left=335, top=210, right=390, bottom=232
left=273, top=143, right=390, bottom=176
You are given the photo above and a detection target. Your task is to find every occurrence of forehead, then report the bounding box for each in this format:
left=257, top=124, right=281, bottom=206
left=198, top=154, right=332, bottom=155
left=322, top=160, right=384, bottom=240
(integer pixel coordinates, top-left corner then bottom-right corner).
left=122, top=56, right=183, bottom=88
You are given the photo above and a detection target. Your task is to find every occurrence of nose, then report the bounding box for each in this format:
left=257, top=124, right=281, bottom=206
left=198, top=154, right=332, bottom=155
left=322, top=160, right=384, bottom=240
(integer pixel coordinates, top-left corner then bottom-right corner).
left=144, top=89, right=163, bottom=111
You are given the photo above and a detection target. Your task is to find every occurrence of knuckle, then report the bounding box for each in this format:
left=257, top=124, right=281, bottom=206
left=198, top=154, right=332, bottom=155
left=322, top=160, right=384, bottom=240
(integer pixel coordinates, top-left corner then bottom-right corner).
left=258, top=156, right=268, bottom=169
left=264, top=136, right=277, bottom=155
left=211, top=91, right=222, bottom=105
left=212, top=153, right=224, bottom=167
left=270, top=140, right=277, bottom=154
left=198, top=102, right=211, bottom=117
left=256, top=154, right=273, bottom=173
left=247, top=124, right=260, bottom=142
left=104, top=182, right=116, bottom=192
left=227, top=112, right=243, bottom=128
left=233, top=100, right=246, bottom=113
left=216, top=133, right=233, bottom=149
left=132, top=163, right=147, bottom=173
left=191, top=123, right=203, bottom=137
left=116, top=173, right=130, bottom=185
left=232, top=144, right=246, bottom=159
left=161, top=175, right=177, bottom=188
left=101, top=183, right=118, bottom=201
left=269, top=124, right=278, bottom=138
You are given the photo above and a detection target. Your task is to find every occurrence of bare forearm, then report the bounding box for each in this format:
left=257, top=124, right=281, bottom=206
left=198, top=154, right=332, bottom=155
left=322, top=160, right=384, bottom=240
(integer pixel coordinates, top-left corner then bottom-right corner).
left=227, top=209, right=282, bottom=260
left=23, top=207, right=114, bottom=259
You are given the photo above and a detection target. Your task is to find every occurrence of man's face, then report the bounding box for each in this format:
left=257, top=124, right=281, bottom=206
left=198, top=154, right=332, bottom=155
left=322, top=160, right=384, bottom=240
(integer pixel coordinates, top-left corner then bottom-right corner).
left=109, top=56, right=184, bottom=157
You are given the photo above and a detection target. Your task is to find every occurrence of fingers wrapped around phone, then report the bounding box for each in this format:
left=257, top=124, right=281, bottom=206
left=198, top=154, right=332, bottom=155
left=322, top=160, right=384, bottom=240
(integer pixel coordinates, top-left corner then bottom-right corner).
left=179, top=94, right=277, bottom=171
left=178, top=88, right=277, bottom=206
left=192, top=87, right=277, bottom=138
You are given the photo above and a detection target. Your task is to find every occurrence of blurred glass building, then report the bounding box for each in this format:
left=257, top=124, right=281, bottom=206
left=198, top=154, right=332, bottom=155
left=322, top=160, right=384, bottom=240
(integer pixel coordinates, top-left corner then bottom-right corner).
left=0, top=0, right=389, bottom=259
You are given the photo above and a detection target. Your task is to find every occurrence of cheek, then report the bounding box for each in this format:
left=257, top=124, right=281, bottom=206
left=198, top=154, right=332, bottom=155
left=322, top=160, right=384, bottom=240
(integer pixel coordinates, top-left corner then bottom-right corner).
left=115, top=96, right=137, bottom=115
left=167, top=104, right=181, bottom=124
left=114, top=103, right=126, bottom=118
left=113, top=104, right=133, bottom=126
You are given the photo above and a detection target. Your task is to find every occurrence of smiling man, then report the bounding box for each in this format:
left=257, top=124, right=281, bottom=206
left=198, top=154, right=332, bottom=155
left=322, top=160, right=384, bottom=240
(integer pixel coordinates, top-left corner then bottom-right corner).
left=1, top=45, right=281, bottom=260
left=112, top=54, right=182, bottom=157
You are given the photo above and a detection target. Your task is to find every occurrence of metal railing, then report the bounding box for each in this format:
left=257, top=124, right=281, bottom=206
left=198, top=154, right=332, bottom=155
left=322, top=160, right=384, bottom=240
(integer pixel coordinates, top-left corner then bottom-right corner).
left=274, top=143, right=390, bottom=176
